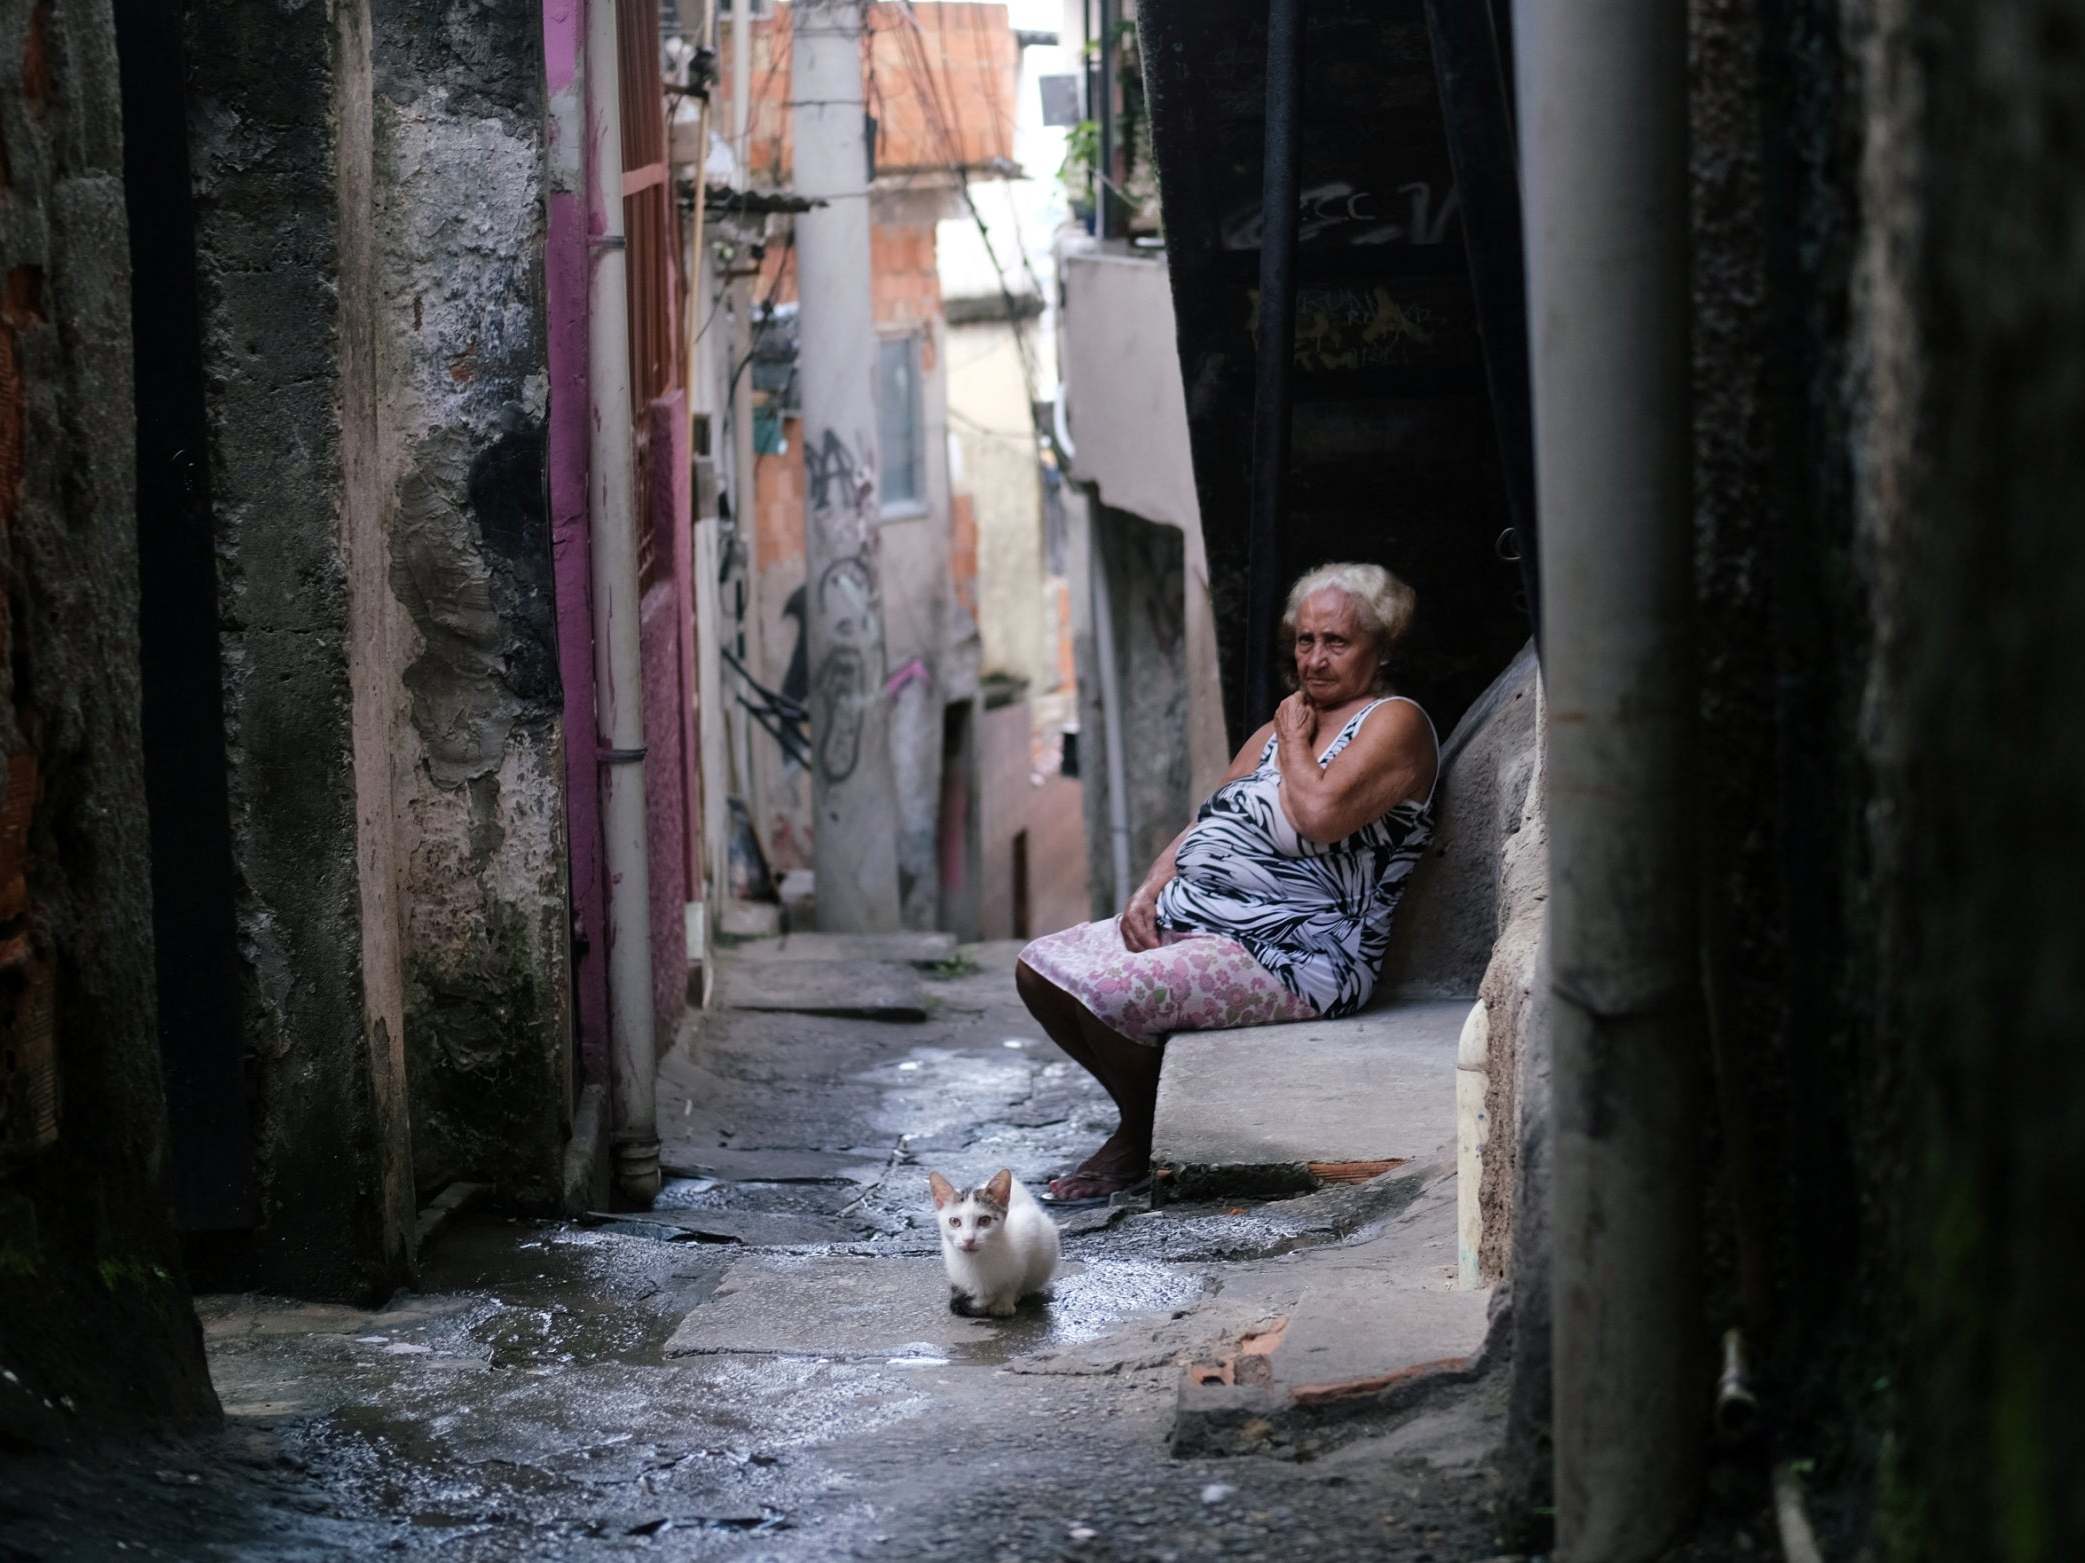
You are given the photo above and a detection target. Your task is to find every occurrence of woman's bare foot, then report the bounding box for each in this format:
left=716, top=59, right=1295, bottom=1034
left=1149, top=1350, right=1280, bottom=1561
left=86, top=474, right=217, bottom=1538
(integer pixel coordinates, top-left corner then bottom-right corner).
left=1044, top=1164, right=1148, bottom=1202
left=1045, top=1130, right=1149, bottom=1202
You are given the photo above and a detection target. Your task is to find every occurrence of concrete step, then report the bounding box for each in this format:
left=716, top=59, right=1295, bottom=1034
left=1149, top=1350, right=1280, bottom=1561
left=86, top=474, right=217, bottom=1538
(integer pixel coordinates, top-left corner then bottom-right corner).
left=713, top=957, right=930, bottom=1020
left=1149, top=995, right=1473, bottom=1199
left=1168, top=1161, right=1494, bottom=1458
left=725, top=930, right=957, bottom=965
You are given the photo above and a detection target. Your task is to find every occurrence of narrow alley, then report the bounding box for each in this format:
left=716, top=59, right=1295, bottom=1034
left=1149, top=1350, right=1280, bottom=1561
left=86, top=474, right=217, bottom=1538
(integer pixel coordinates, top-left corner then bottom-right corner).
left=5, top=939, right=1507, bottom=1560
left=8, top=0, right=2085, bottom=1558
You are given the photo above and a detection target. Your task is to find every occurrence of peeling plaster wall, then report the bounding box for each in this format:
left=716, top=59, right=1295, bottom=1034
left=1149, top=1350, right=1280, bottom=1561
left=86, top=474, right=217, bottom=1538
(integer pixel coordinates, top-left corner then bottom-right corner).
left=947, top=317, right=1047, bottom=694
left=0, top=0, right=220, bottom=1436
left=372, top=0, right=569, bottom=1205
left=1075, top=504, right=1193, bottom=918
left=183, top=0, right=415, bottom=1301
left=1862, top=1, right=2085, bottom=1552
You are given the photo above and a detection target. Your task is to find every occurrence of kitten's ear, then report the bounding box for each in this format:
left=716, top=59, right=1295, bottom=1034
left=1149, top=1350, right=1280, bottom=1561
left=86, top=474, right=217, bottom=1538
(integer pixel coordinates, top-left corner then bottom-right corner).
left=927, top=1171, right=958, bottom=1209
left=984, top=1168, right=1014, bottom=1207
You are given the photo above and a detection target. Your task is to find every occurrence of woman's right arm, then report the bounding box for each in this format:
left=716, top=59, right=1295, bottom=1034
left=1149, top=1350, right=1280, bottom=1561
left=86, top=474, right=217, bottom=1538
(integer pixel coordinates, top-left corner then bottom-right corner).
left=1120, top=722, right=1276, bottom=951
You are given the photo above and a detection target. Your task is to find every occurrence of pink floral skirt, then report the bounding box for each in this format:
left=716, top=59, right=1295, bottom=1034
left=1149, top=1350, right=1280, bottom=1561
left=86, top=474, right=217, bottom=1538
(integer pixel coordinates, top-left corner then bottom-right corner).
left=1018, top=919, right=1319, bottom=1045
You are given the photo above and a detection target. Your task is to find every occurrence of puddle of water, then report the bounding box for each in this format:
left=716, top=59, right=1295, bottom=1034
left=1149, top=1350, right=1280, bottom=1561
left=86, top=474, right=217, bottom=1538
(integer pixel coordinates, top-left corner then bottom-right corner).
left=941, top=1260, right=1205, bottom=1367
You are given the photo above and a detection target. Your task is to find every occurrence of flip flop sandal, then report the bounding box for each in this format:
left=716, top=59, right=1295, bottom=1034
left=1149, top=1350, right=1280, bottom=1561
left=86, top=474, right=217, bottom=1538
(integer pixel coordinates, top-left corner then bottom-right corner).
left=1040, top=1172, right=1151, bottom=1207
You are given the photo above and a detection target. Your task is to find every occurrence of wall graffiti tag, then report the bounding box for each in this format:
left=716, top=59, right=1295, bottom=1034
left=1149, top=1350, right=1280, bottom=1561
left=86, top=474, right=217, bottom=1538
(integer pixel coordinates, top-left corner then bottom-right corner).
left=802, top=428, right=882, bottom=787
left=1222, top=179, right=1461, bottom=251
left=813, top=645, right=867, bottom=782
left=805, top=427, right=876, bottom=520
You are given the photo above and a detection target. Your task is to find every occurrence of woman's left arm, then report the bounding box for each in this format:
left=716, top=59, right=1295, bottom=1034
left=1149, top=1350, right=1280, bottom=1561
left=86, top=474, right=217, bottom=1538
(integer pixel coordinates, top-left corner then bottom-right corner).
left=1273, top=696, right=1437, bottom=844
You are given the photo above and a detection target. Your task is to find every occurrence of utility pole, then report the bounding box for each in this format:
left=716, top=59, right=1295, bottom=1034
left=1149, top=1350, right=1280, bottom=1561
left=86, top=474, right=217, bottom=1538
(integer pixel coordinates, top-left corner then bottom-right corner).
left=727, top=0, right=760, bottom=856
left=787, top=0, right=901, bottom=931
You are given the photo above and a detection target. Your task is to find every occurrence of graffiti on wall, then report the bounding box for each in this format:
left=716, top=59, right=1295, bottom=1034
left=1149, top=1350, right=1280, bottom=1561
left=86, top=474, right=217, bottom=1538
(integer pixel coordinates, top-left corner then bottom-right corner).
left=802, top=429, right=881, bottom=786
left=1222, top=180, right=1461, bottom=251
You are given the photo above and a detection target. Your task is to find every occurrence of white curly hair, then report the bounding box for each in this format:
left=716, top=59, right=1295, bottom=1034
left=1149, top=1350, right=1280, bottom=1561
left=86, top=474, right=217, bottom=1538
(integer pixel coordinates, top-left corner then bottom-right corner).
left=1280, top=561, right=1418, bottom=691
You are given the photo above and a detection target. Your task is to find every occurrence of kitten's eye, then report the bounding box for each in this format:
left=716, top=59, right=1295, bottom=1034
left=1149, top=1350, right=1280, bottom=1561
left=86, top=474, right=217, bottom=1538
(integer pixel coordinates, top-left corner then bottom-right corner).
left=947, top=1216, right=960, bottom=1227
left=976, top=1216, right=994, bottom=1227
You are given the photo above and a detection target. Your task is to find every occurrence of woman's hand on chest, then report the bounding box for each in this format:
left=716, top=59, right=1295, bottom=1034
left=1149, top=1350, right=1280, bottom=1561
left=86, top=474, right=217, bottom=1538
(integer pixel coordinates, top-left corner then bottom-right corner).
left=1272, top=692, right=1320, bottom=755
left=1274, top=699, right=1436, bottom=844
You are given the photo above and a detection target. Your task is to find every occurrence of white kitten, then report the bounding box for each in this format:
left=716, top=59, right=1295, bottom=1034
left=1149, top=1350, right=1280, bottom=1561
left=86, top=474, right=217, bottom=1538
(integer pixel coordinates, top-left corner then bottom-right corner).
left=927, top=1168, right=1061, bottom=1319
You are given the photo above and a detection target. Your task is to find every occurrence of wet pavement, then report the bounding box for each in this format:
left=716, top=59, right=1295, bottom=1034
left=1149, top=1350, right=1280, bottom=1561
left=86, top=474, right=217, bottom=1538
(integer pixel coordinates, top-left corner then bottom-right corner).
left=0, top=941, right=1516, bottom=1562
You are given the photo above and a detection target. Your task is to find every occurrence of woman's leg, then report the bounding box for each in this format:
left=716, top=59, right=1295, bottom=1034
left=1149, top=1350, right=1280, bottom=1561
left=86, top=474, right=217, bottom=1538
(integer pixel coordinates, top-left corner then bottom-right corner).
left=1015, top=958, right=1163, bottom=1198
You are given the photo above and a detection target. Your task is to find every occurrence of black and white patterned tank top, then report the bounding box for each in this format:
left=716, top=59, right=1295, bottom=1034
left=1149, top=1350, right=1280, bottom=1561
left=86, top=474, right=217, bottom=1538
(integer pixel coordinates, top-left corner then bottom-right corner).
left=1154, top=696, right=1438, bottom=1018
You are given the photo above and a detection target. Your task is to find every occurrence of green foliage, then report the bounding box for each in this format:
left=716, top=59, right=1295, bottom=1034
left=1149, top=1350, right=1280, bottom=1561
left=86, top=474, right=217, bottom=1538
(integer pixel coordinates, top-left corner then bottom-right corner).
left=95, top=1258, right=172, bottom=1292
left=1059, top=119, right=1099, bottom=193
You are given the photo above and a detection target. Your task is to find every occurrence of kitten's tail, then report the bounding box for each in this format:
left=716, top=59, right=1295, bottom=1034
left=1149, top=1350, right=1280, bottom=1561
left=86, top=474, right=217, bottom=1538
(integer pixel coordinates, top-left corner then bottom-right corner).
left=948, top=1285, right=983, bottom=1319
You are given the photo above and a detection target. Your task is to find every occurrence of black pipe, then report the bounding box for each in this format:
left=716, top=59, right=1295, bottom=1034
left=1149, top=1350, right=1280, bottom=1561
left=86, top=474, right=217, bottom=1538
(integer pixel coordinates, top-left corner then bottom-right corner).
left=1245, top=0, right=1305, bottom=728
left=1424, top=0, right=1541, bottom=650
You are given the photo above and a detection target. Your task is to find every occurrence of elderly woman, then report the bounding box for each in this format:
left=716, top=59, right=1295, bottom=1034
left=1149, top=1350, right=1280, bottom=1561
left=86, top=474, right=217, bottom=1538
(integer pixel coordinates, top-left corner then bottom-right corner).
left=1015, top=562, right=1440, bottom=1202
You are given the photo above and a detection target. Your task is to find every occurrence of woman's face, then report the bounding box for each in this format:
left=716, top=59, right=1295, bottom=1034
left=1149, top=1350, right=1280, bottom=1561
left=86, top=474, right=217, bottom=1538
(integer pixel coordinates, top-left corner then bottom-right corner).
left=1291, top=588, right=1380, bottom=705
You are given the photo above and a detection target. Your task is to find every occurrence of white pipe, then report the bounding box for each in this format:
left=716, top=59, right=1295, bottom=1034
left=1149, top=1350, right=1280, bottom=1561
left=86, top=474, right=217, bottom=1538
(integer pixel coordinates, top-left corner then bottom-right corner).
left=727, top=0, right=761, bottom=849
left=732, top=0, right=752, bottom=172
left=1771, top=1460, right=1827, bottom=1563
left=1519, top=0, right=1699, bottom=1557
left=586, top=0, right=661, bottom=1204
left=1088, top=511, right=1133, bottom=908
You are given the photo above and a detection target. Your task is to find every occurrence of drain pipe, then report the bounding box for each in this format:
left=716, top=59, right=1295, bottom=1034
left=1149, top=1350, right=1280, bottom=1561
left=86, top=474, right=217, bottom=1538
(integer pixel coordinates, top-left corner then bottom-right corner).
left=585, top=0, right=662, bottom=1204
left=1517, top=1, right=1701, bottom=1558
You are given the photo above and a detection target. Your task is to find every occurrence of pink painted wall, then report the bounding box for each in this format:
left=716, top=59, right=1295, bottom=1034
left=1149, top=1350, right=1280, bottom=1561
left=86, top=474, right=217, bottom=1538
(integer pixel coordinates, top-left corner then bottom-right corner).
left=641, top=394, right=693, bottom=1048
left=543, top=0, right=610, bottom=1089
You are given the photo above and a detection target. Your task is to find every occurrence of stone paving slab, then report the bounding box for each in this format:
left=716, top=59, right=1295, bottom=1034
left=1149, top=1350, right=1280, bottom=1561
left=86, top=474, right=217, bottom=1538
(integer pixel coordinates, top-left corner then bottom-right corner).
left=715, top=958, right=930, bottom=1019
left=726, top=931, right=957, bottom=964
left=664, top=1254, right=1204, bottom=1365
left=658, top=1145, right=891, bottom=1184
left=1168, top=1163, right=1494, bottom=1457
left=582, top=1208, right=875, bottom=1248
left=1150, top=997, right=1472, bottom=1198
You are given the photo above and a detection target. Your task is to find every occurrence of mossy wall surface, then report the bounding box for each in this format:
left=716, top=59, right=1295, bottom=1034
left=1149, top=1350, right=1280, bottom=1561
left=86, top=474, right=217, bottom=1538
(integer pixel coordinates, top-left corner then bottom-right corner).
left=371, top=0, right=569, bottom=1206
left=182, top=0, right=417, bottom=1301
left=0, top=0, right=219, bottom=1439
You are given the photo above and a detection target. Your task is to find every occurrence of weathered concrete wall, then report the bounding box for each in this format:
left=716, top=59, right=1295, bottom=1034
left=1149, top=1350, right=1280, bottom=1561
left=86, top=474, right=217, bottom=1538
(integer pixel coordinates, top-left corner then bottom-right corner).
left=0, top=0, right=219, bottom=1436
left=947, top=317, right=1047, bottom=694
left=1076, top=504, right=1193, bottom=915
left=1058, top=241, right=1229, bottom=800
left=370, top=0, right=569, bottom=1207
left=1492, top=1, right=2085, bottom=1553
left=1864, top=1, right=2085, bottom=1553
left=872, top=197, right=955, bottom=931
left=184, top=0, right=415, bottom=1299
left=973, top=696, right=1089, bottom=941
left=1378, top=645, right=1540, bottom=999
left=1369, top=648, right=1544, bottom=1297
left=1060, top=244, right=1200, bottom=531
